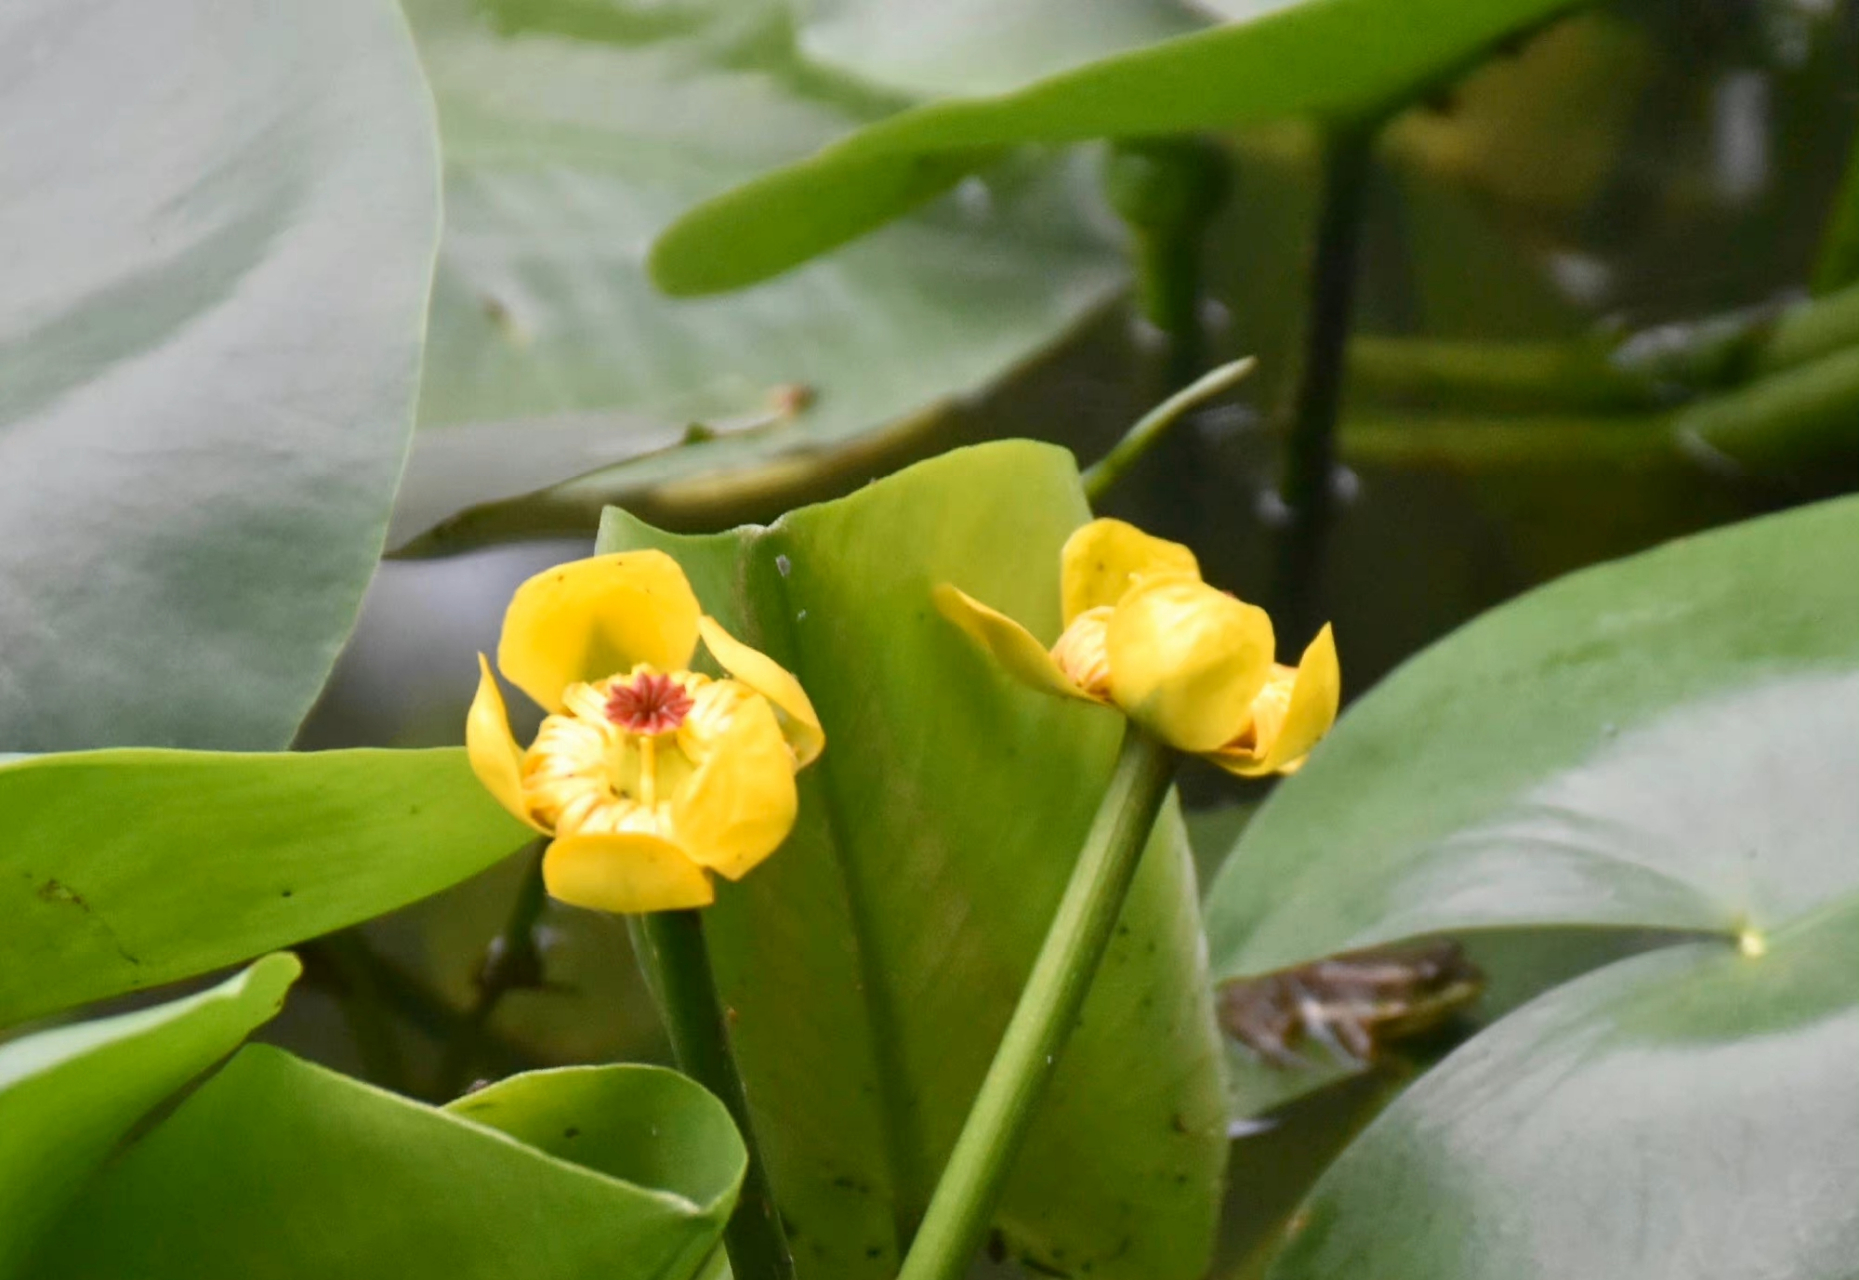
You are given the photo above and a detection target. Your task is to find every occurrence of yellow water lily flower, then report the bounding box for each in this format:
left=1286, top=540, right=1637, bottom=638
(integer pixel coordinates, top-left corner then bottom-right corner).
left=467, top=550, right=823, bottom=914
left=936, top=518, right=1338, bottom=776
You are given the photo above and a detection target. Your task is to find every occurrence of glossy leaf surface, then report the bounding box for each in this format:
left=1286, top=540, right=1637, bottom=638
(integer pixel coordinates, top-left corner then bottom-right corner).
left=0, top=0, right=440, bottom=750
left=0, top=955, right=298, bottom=1277
left=400, top=0, right=1120, bottom=541
left=597, top=441, right=1227, bottom=1280
left=1206, top=497, right=1859, bottom=973
left=0, top=749, right=529, bottom=1027
left=1199, top=498, right=1859, bottom=1278
left=31, top=1052, right=743, bottom=1280
left=1268, top=914, right=1859, bottom=1279
left=651, top=0, right=1575, bottom=292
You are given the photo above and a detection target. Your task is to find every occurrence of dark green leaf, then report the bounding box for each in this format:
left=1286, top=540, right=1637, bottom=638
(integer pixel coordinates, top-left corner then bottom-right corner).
left=598, top=441, right=1226, bottom=1280
left=30, top=1051, right=744, bottom=1280
left=650, top=0, right=1576, bottom=293
left=0, top=0, right=440, bottom=750
left=0, top=955, right=298, bottom=1278
left=0, top=749, right=529, bottom=1026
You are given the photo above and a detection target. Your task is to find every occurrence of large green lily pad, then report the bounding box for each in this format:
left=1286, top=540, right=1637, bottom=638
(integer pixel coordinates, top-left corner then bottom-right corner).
left=30, top=1052, right=744, bottom=1280
left=0, top=955, right=299, bottom=1278
left=1266, top=910, right=1859, bottom=1279
left=598, top=441, right=1227, bottom=1280
left=398, top=0, right=1121, bottom=545
left=0, top=748, right=529, bottom=1027
left=1199, top=498, right=1859, bottom=1277
left=0, top=0, right=439, bottom=750
left=1206, top=497, right=1859, bottom=971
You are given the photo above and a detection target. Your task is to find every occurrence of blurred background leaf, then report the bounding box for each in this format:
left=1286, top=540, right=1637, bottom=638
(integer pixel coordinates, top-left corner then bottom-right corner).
left=649, top=0, right=1577, bottom=292
left=394, top=0, right=1124, bottom=548
left=0, top=0, right=440, bottom=751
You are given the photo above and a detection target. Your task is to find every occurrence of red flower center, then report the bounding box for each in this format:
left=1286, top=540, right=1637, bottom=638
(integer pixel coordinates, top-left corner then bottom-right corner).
left=605, top=672, right=694, bottom=735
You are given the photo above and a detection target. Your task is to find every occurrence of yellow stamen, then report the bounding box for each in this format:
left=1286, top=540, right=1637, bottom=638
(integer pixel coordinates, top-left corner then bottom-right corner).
left=1737, top=927, right=1767, bottom=959
left=639, top=734, right=657, bottom=810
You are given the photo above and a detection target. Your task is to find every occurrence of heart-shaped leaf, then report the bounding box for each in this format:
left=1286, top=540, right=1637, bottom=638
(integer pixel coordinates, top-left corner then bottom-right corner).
left=597, top=440, right=1227, bottom=1280
left=0, top=749, right=529, bottom=1027
left=651, top=0, right=1575, bottom=293
left=28, top=1051, right=744, bottom=1280
left=0, top=955, right=298, bottom=1278
left=0, top=0, right=440, bottom=750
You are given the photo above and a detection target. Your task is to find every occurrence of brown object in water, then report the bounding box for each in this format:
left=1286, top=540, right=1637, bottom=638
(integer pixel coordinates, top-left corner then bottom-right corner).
left=1218, top=939, right=1484, bottom=1069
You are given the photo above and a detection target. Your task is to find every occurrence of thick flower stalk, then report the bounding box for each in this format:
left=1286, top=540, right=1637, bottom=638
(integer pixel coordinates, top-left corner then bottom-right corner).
left=468, top=550, right=822, bottom=914
left=936, top=518, right=1339, bottom=775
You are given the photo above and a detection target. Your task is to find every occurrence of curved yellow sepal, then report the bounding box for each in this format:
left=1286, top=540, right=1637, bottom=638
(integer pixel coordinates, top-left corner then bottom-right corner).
left=697, top=616, right=824, bottom=768
left=466, top=655, right=545, bottom=832
left=1105, top=578, right=1275, bottom=753
left=542, top=832, right=715, bottom=914
left=1211, top=624, right=1341, bottom=777
left=499, top=551, right=702, bottom=713
left=934, top=584, right=1099, bottom=703
left=674, top=687, right=801, bottom=881
left=1060, top=518, right=1200, bottom=624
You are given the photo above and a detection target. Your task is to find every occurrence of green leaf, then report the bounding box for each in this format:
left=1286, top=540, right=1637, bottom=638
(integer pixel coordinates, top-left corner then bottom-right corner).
left=399, top=0, right=1121, bottom=542
left=0, top=749, right=529, bottom=1027
left=650, top=0, right=1575, bottom=293
left=0, top=955, right=298, bottom=1278
left=1205, top=497, right=1859, bottom=975
left=792, top=0, right=1204, bottom=98
left=597, top=441, right=1226, bottom=1280
left=0, top=0, right=440, bottom=750
left=1198, top=499, right=1859, bottom=1277
left=1265, top=906, right=1859, bottom=1279
left=29, top=1050, right=744, bottom=1280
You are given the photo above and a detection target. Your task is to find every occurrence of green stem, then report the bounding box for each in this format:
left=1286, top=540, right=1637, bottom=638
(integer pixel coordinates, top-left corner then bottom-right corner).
left=1104, top=137, right=1230, bottom=394
left=1133, top=228, right=1207, bottom=391
left=896, top=730, right=1178, bottom=1280
left=1346, top=283, right=1859, bottom=414
left=1274, top=123, right=1375, bottom=638
left=431, top=844, right=550, bottom=1100
left=1083, top=357, right=1256, bottom=504
left=633, top=909, right=795, bottom=1280
left=1812, top=124, right=1859, bottom=296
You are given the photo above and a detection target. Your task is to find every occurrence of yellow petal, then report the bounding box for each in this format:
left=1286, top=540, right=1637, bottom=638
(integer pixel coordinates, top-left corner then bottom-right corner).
left=697, top=616, right=825, bottom=769
left=672, top=685, right=801, bottom=882
left=1060, top=518, right=1201, bottom=624
left=499, top=551, right=701, bottom=713
left=542, top=832, right=715, bottom=913
left=1105, top=578, right=1275, bottom=753
left=933, top=584, right=1100, bottom=703
left=467, top=654, right=546, bottom=832
left=1212, top=624, right=1341, bottom=777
